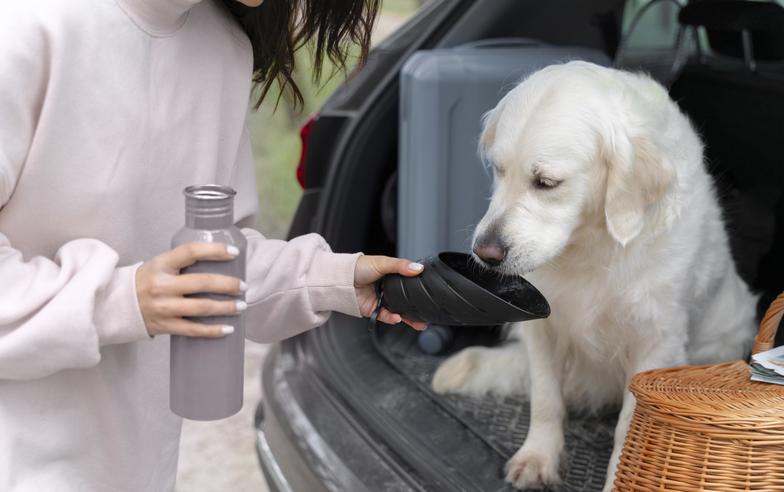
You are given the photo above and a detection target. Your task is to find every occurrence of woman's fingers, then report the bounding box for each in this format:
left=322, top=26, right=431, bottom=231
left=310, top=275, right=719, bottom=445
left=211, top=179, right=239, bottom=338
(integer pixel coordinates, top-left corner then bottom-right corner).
left=163, top=319, right=234, bottom=338
left=400, top=260, right=425, bottom=276
left=163, top=298, right=246, bottom=318
left=403, top=318, right=427, bottom=331
left=375, top=256, right=424, bottom=277
left=375, top=307, right=426, bottom=331
left=137, top=243, right=246, bottom=338
left=163, top=242, right=239, bottom=272
left=355, top=255, right=424, bottom=286
left=175, top=273, right=245, bottom=295
left=376, top=308, right=402, bottom=325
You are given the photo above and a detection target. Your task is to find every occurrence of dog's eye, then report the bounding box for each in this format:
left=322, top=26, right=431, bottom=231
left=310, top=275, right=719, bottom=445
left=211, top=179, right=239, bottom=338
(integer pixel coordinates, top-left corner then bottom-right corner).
left=534, top=177, right=561, bottom=189
left=493, top=164, right=505, bottom=177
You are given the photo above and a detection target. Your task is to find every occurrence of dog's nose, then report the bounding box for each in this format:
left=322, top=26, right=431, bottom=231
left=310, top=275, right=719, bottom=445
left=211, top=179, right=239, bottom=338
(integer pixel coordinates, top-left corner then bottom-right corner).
left=473, top=239, right=508, bottom=266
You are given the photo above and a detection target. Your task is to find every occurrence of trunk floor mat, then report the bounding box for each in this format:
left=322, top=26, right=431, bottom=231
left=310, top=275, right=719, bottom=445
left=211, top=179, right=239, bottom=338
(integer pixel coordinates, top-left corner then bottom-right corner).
left=372, top=324, right=618, bottom=492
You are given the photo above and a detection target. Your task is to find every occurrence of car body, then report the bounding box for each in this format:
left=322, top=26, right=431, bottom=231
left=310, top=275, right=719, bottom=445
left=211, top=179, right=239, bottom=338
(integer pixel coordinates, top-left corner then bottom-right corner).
left=254, top=1, right=784, bottom=490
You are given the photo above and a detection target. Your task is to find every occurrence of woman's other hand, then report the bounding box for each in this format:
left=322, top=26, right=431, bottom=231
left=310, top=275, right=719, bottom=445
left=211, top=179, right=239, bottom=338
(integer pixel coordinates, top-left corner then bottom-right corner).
left=136, top=242, right=245, bottom=338
left=354, top=256, right=426, bottom=330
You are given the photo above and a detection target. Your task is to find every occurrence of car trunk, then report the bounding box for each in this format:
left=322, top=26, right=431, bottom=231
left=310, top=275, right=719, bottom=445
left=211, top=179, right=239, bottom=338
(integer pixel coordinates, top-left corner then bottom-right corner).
left=261, top=1, right=784, bottom=490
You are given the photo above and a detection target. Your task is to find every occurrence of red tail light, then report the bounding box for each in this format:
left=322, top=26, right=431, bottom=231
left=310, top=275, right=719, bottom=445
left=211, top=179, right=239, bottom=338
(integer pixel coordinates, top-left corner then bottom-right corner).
left=296, top=113, right=318, bottom=189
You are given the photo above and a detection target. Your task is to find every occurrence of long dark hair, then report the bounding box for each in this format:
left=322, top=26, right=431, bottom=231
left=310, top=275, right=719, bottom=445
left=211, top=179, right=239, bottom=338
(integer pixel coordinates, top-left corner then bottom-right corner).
left=221, top=0, right=380, bottom=109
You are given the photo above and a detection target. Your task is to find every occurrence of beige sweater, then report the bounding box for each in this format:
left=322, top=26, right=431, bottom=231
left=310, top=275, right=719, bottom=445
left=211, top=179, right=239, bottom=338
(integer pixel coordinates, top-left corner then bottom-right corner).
left=0, top=0, right=361, bottom=490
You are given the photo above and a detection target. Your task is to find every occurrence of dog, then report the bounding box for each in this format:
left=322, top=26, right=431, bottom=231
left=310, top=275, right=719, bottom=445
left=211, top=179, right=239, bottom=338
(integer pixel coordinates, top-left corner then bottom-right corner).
left=431, top=61, right=757, bottom=491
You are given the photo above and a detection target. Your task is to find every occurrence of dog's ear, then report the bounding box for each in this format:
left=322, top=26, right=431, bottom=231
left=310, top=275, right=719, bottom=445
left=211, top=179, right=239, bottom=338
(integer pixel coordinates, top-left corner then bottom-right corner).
left=603, top=132, right=674, bottom=246
left=479, top=107, right=500, bottom=158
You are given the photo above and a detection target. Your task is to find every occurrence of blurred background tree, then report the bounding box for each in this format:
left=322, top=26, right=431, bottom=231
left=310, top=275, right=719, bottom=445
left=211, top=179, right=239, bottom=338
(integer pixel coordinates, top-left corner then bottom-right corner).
left=250, top=0, right=424, bottom=239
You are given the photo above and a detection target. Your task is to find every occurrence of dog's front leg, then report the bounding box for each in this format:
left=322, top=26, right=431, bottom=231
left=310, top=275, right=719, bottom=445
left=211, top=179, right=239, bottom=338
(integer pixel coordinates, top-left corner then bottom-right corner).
left=603, top=389, right=635, bottom=492
left=602, top=338, right=687, bottom=492
left=506, top=322, right=563, bottom=489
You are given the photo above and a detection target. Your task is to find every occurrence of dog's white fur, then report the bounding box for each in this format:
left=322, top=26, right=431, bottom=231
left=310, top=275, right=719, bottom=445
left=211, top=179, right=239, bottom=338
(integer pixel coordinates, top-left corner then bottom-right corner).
left=431, top=61, right=757, bottom=491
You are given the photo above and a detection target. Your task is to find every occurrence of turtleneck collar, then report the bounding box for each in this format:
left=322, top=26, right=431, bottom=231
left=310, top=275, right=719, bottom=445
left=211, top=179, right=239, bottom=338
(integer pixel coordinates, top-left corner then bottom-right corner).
left=117, top=0, right=205, bottom=36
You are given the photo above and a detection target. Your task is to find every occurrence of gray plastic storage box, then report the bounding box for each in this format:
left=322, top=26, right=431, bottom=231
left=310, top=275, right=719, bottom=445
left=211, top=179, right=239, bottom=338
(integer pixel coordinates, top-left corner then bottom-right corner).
left=398, top=39, right=610, bottom=261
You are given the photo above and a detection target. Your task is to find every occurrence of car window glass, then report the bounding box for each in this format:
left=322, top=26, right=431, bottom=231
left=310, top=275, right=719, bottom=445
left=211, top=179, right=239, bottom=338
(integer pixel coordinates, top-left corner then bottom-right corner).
left=622, top=0, right=680, bottom=49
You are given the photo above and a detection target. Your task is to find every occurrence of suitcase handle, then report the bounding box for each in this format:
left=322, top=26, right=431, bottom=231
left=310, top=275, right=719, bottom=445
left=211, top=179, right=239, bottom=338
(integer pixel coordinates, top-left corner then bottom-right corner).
left=457, top=38, right=543, bottom=50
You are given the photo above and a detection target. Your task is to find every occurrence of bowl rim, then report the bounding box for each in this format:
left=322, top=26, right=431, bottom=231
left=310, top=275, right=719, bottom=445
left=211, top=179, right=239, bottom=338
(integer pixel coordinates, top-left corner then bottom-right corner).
left=435, top=251, right=551, bottom=319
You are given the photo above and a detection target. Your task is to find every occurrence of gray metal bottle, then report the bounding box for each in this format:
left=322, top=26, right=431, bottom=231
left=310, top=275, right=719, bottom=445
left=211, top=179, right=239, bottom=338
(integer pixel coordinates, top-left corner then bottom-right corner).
left=170, top=184, right=247, bottom=420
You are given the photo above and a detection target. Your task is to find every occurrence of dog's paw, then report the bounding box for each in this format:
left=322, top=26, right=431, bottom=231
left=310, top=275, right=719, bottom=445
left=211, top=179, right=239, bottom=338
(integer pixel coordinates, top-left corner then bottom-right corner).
left=431, top=349, right=479, bottom=395
left=505, top=448, right=561, bottom=490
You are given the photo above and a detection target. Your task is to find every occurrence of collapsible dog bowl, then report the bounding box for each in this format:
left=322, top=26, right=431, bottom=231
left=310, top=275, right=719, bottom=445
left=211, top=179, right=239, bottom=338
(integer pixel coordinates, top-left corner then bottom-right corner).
left=379, top=252, right=550, bottom=326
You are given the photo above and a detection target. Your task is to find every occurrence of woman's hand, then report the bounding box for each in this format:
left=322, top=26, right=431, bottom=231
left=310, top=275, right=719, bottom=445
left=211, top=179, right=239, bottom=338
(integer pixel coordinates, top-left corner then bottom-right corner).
left=136, top=242, right=246, bottom=338
left=354, top=255, right=427, bottom=330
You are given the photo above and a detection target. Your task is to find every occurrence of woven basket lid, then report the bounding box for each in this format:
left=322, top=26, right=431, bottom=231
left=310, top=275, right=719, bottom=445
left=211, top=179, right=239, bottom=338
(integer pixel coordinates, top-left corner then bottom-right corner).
left=631, top=361, right=784, bottom=422
left=615, top=293, right=784, bottom=491
left=630, top=291, right=784, bottom=421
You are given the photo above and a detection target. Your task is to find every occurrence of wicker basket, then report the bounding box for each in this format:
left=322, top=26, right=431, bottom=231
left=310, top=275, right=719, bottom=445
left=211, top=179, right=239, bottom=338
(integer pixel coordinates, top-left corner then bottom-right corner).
left=613, top=293, right=784, bottom=491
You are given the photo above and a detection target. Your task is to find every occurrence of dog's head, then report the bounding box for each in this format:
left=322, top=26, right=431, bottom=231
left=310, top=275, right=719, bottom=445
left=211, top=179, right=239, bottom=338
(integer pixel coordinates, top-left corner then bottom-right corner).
left=473, top=61, right=678, bottom=273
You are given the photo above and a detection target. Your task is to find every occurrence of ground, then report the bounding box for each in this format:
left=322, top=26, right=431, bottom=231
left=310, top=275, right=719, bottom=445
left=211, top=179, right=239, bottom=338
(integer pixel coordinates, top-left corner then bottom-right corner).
left=174, top=6, right=415, bottom=491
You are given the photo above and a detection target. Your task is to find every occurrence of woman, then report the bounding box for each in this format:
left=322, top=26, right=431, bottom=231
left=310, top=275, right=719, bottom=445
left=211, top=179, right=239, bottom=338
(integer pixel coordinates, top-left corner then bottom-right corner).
left=0, top=0, right=422, bottom=490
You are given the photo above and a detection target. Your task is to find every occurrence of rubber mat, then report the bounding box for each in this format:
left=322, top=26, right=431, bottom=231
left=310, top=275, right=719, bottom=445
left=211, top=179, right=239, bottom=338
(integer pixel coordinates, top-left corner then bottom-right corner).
left=372, top=324, right=618, bottom=492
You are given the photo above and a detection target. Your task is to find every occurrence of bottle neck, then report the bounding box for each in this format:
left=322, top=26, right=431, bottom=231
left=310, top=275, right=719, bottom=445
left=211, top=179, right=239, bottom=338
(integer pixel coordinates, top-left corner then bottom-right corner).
left=183, top=185, right=236, bottom=230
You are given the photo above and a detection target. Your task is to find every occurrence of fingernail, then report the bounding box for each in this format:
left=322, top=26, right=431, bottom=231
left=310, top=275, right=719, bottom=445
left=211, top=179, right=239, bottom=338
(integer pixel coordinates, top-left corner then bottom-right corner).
left=226, top=245, right=240, bottom=257
left=235, top=300, right=247, bottom=312
left=239, top=280, right=248, bottom=292
left=408, top=262, right=424, bottom=272
left=221, top=325, right=235, bottom=335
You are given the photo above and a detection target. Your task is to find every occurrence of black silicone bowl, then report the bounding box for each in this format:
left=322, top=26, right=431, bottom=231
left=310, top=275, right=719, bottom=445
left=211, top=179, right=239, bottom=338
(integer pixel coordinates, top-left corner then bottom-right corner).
left=380, top=252, right=550, bottom=326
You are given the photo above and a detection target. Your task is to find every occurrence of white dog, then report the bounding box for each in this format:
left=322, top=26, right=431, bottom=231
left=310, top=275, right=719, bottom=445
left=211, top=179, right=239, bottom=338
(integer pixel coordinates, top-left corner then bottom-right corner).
left=431, top=61, right=757, bottom=491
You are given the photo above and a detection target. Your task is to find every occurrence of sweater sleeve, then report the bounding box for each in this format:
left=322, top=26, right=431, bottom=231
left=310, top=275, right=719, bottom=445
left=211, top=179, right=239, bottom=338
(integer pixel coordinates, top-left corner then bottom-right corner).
left=0, top=6, right=151, bottom=380
left=242, top=229, right=363, bottom=344
left=0, top=237, right=151, bottom=380
left=228, top=112, right=363, bottom=343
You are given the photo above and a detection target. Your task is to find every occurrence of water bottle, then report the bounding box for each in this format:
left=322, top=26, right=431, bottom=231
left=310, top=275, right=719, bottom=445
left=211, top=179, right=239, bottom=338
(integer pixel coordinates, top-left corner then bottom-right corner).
left=170, top=184, right=247, bottom=420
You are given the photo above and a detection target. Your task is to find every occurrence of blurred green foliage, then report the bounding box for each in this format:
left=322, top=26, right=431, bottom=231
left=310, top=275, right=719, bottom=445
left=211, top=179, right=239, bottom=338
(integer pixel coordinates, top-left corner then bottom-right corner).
left=247, top=48, right=351, bottom=239
left=248, top=3, right=417, bottom=239
left=381, top=0, right=421, bottom=15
